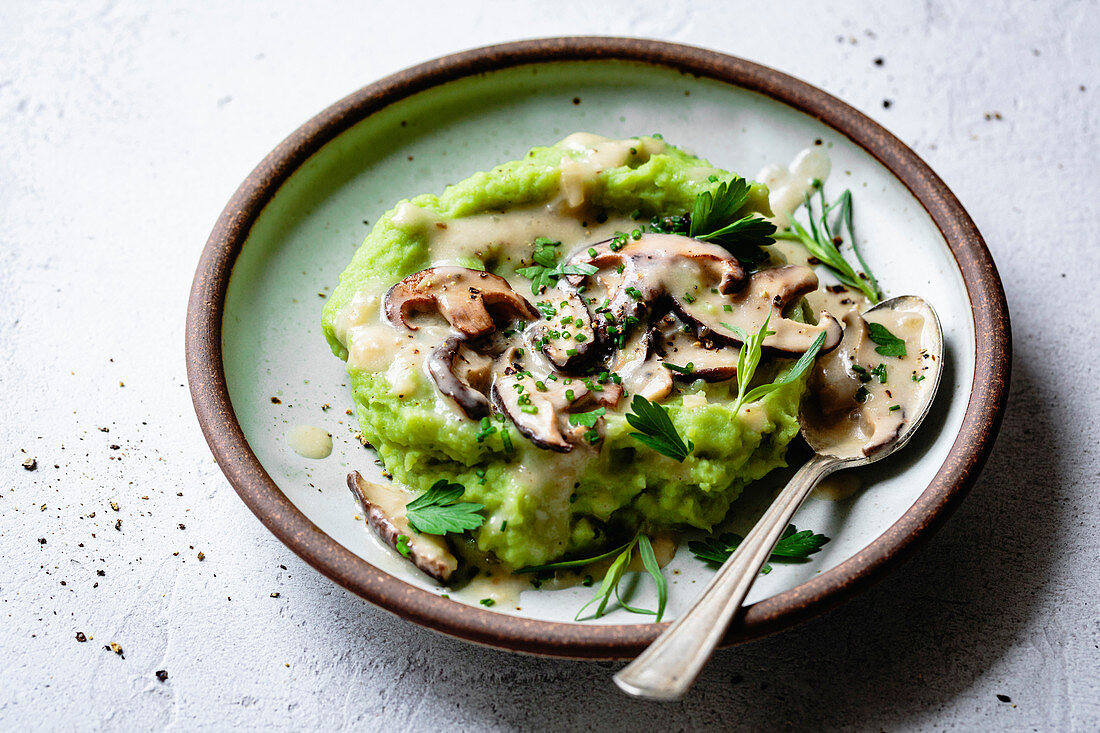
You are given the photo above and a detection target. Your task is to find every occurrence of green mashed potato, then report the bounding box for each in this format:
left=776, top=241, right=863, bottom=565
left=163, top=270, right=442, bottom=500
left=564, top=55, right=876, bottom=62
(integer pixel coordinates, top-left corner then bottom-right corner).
left=322, top=134, right=807, bottom=570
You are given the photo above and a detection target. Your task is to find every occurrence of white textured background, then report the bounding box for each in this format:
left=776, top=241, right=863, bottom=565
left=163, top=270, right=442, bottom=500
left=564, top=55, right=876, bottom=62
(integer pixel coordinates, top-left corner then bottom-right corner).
left=2, top=1, right=1098, bottom=730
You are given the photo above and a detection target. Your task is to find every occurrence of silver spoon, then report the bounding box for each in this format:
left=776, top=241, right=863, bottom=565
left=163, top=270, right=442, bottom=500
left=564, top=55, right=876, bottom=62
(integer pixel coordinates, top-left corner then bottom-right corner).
left=614, top=296, right=943, bottom=700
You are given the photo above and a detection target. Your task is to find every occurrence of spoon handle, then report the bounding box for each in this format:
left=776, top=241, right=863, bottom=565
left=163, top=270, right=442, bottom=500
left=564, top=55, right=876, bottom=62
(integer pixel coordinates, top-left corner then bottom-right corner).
left=614, top=452, right=841, bottom=700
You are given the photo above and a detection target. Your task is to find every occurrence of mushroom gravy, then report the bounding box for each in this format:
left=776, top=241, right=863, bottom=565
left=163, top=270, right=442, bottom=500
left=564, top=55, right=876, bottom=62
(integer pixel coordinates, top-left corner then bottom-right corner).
left=324, top=133, right=939, bottom=589
left=801, top=300, right=940, bottom=458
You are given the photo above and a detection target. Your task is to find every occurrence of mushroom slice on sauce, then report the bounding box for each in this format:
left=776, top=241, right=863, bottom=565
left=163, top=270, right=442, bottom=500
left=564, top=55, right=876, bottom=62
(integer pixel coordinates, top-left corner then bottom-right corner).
left=492, top=349, right=621, bottom=452
left=805, top=312, right=904, bottom=456
left=529, top=283, right=597, bottom=370
left=565, top=233, right=749, bottom=336
left=610, top=326, right=674, bottom=402
left=427, top=336, right=494, bottom=419
left=674, top=264, right=843, bottom=357
left=654, top=319, right=740, bottom=382
left=385, top=266, right=538, bottom=338
left=347, top=471, right=458, bottom=583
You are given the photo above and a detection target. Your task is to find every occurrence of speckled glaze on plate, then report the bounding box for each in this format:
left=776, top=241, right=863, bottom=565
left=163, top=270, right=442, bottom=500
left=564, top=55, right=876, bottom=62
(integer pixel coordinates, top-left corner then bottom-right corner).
left=185, top=38, right=1010, bottom=659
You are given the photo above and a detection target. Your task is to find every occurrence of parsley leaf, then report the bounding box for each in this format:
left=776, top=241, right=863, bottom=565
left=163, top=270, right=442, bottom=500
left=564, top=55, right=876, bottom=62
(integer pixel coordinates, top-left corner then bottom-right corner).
left=516, top=237, right=598, bottom=295
left=867, top=322, right=907, bottom=357
left=405, top=479, right=485, bottom=535
left=567, top=407, right=606, bottom=429
left=688, top=524, right=830, bottom=573
left=775, top=188, right=881, bottom=302
left=625, top=395, right=694, bottom=462
left=688, top=178, right=777, bottom=262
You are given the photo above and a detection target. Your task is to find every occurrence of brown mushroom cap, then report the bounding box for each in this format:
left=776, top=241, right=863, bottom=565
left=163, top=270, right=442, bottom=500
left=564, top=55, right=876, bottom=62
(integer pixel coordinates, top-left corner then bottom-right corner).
left=610, top=326, right=674, bottom=402
left=653, top=317, right=740, bottom=382
left=673, top=265, right=843, bottom=356
left=346, top=471, right=458, bottom=582
left=427, top=336, right=493, bottom=419
left=528, top=282, right=597, bottom=370
left=492, top=348, right=620, bottom=452
left=804, top=312, right=904, bottom=456
left=565, top=233, right=748, bottom=336
left=384, top=266, right=538, bottom=337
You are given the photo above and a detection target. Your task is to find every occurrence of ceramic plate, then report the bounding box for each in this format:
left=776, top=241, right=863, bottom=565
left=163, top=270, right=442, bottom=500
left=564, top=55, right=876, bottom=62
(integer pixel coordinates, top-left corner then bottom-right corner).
left=186, top=38, right=1009, bottom=658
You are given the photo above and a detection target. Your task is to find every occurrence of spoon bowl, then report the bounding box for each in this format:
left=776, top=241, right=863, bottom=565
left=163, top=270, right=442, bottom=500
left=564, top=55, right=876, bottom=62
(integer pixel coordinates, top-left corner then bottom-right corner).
left=614, top=295, right=945, bottom=700
left=801, top=295, right=944, bottom=462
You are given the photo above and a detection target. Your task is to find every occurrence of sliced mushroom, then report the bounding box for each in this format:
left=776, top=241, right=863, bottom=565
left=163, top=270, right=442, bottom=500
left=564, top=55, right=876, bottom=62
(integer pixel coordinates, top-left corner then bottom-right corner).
left=805, top=312, right=904, bottom=456
left=528, top=283, right=597, bottom=370
left=385, top=266, right=538, bottom=337
left=492, top=349, right=620, bottom=452
left=347, top=471, right=458, bottom=583
left=566, top=235, right=837, bottom=359
left=427, top=336, right=494, bottom=419
left=654, top=317, right=740, bottom=382
left=673, top=265, right=843, bottom=356
left=565, top=233, right=748, bottom=339
left=610, top=326, right=674, bottom=402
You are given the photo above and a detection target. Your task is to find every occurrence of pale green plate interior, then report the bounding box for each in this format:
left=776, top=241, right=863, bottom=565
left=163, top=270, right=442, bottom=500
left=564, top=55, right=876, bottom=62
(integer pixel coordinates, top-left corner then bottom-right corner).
left=223, top=60, right=974, bottom=624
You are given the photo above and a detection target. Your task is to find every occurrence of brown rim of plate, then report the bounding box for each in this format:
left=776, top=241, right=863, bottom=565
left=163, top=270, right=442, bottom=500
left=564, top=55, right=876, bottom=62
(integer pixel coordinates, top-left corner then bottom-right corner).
left=185, top=37, right=1011, bottom=659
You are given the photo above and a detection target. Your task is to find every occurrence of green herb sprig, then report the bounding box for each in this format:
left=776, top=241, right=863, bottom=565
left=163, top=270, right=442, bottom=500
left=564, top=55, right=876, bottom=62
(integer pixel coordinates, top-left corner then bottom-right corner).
left=867, top=322, right=907, bottom=357
left=625, top=395, right=694, bottom=462
left=775, top=188, right=881, bottom=302
left=724, top=312, right=828, bottom=413
left=517, top=536, right=667, bottom=622
left=689, top=524, right=830, bottom=574
left=688, top=178, right=777, bottom=265
left=516, top=237, right=598, bottom=295
left=405, top=479, right=485, bottom=535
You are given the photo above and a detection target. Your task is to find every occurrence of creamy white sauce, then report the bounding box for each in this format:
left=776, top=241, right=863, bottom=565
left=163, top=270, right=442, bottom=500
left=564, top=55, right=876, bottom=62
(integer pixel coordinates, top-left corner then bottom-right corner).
left=812, top=472, right=862, bottom=501
left=350, top=472, right=458, bottom=581
left=333, top=135, right=938, bottom=583
left=287, top=425, right=332, bottom=459
left=803, top=303, right=938, bottom=458
left=757, top=145, right=831, bottom=227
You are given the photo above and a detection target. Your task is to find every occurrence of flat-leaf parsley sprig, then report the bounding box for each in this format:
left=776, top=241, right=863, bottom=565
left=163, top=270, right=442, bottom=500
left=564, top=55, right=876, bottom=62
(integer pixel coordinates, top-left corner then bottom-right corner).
left=516, top=535, right=667, bottom=622
left=404, top=479, right=485, bottom=535
left=688, top=177, right=777, bottom=265
left=867, top=322, right=907, bottom=357
left=775, top=187, right=881, bottom=303
left=516, top=237, right=598, bottom=295
left=625, top=394, right=694, bottom=462
left=724, top=313, right=828, bottom=414
left=689, top=524, right=830, bottom=574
